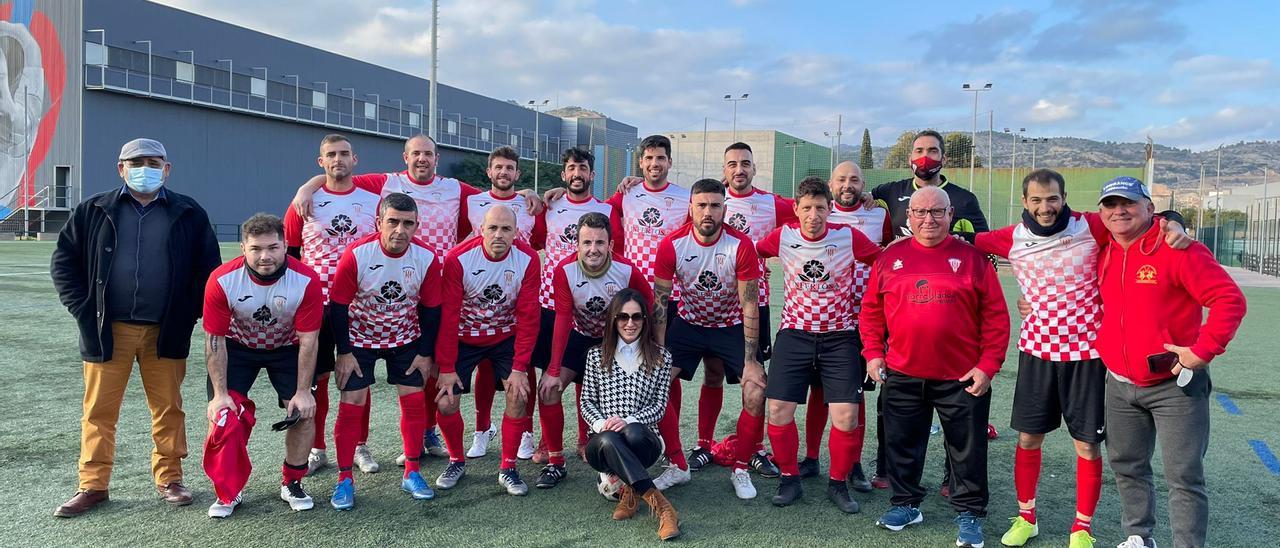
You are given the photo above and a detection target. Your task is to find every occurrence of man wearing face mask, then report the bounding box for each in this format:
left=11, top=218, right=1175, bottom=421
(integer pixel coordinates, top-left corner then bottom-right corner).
left=872, top=130, right=988, bottom=238
left=51, top=138, right=221, bottom=517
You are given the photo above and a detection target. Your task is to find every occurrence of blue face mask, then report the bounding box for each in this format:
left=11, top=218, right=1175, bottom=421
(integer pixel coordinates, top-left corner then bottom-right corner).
left=125, top=166, right=165, bottom=194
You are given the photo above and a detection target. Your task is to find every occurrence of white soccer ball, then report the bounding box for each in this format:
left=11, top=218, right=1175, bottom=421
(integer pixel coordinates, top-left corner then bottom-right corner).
left=596, top=472, right=623, bottom=501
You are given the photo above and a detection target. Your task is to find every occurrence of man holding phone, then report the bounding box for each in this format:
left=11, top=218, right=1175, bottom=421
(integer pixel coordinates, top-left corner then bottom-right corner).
left=1093, top=177, right=1246, bottom=548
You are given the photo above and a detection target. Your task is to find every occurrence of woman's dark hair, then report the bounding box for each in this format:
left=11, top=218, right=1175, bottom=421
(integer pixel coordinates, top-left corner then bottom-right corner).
left=596, top=288, right=662, bottom=373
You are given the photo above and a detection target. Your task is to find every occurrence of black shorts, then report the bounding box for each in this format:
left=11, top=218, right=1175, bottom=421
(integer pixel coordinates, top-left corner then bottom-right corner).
left=225, top=340, right=300, bottom=407
left=534, top=329, right=601, bottom=384
left=452, top=337, right=515, bottom=394
left=530, top=308, right=556, bottom=371
left=1010, top=351, right=1106, bottom=443
left=340, top=342, right=424, bottom=391
left=757, top=304, right=773, bottom=363
left=315, top=306, right=337, bottom=376
left=666, top=299, right=678, bottom=327
left=666, top=315, right=746, bottom=383
left=765, top=329, right=864, bottom=405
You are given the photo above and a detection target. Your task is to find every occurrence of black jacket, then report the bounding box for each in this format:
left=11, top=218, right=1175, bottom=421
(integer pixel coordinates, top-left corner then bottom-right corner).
left=50, top=187, right=221, bottom=362
left=871, top=176, right=990, bottom=238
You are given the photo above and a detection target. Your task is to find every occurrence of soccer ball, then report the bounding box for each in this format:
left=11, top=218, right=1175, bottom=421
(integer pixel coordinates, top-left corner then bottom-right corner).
left=596, top=472, right=623, bottom=501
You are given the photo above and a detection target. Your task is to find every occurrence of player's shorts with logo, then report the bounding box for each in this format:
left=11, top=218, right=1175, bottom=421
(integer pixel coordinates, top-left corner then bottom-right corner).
left=340, top=341, right=425, bottom=391
left=1010, top=351, right=1107, bottom=444
left=452, top=336, right=517, bottom=394
left=666, top=315, right=746, bottom=383
left=766, top=329, right=864, bottom=405
left=224, top=339, right=302, bottom=406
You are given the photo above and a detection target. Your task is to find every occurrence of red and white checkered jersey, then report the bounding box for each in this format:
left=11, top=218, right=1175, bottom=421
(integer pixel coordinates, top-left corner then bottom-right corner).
left=829, top=203, right=892, bottom=323
left=464, top=190, right=545, bottom=245
left=606, top=181, right=691, bottom=298
left=328, top=233, right=442, bottom=350
left=725, top=187, right=796, bottom=307
left=538, top=195, right=616, bottom=309
left=974, top=211, right=1108, bottom=362
left=756, top=223, right=881, bottom=333
left=436, top=237, right=541, bottom=373
left=548, top=254, right=654, bottom=377
left=654, top=224, right=760, bottom=327
left=283, top=184, right=380, bottom=303
left=203, top=256, right=323, bottom=350
left=352, top=171, right=482, bottom=257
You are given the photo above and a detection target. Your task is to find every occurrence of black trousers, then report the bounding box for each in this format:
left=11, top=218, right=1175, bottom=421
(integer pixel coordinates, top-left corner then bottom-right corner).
left=882, top=371, right=990, bottom=516
left=585, top=423, right=662, bottom=486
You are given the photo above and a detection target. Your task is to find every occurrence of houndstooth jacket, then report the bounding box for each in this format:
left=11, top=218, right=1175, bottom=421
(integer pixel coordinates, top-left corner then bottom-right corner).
left=579, top=345, right=671, bottom=434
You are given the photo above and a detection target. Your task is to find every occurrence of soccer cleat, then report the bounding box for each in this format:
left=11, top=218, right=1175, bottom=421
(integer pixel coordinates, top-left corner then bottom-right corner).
left=467, top=425, right=496, bottom=458
left=280, top=480, right=314, bottom=511
left=207, top=493, right=242, bottom=519
left=1116, top=536, right=1158, bottom=548
left=653, top=463, right=692, bottom=491
left=395, top=453, right=410, bottom=467
left=353, top=444, right=380, bottom=473
left=498, top=468, right=529, bottom=496
left=436, top=462, right=466, bottom=490
left=750, top=452, right=781, bottom=478
left=871, top=474, right=890, bottom=489
left=517, top=431, right=536, bottom=460
left=1069, top=530, right=1096, bottom=548
left=848, top=462, right=872, bottom=493
left=827, top=481, right=860, bottom=514
left=798, top=457, right=820, bottom=479
left=424, top=428, right=449, bottom=457
left=401, top=471, right=436, bottom=500
left=730, top=468, right=757, bottom=500
left=535, top=464, right=567, bottom=489
left=306, top=449, right=328, bottom=476
left=876, top=505, right=924, bottom=531
left=771, top=476, right=802, bottom=506
left=956, top=511, right=985, bottom=548
left=1000, top=516, right=1039, bottom=546
left=329, top=478, right=354, bottom=510
left=688, top=447, right=714, bottom=471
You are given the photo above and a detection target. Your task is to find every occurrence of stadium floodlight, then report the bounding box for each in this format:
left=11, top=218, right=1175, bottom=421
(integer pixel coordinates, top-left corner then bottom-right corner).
left=525, top=99, right=551, bottom=192
left=724, top=93, right=749, bottom=141
left=962, top=82, right=993, bottom=190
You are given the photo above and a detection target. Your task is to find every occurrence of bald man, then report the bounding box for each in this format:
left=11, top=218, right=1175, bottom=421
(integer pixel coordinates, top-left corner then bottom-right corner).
left=433, top=206, right=541, bottom=495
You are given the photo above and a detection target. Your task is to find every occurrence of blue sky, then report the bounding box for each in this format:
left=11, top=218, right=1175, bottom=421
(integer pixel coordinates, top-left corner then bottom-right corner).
left=157, top=0, right=1278, bottom=151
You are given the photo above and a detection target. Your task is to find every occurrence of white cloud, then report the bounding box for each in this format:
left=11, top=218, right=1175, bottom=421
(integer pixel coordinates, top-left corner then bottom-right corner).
left=1028, top=99, right=1079, bottom=123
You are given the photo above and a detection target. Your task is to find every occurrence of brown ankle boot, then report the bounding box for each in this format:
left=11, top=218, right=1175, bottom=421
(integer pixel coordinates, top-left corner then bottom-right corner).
left=641, top=489, right=681, bottom=540
left=612, top=485, right=638, bottom=520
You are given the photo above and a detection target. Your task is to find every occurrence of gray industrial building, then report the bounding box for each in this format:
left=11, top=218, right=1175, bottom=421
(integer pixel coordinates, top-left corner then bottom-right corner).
left=0, top=0, right=638, bottom=238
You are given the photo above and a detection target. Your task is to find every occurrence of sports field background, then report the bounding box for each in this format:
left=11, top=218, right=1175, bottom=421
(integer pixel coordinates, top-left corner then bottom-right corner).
left=0, top=241, right=1276, bottom=547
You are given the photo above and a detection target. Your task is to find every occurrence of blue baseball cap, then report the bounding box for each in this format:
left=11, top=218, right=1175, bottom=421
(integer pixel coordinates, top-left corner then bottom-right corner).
left=1098, top=176, right=1150, bottom=203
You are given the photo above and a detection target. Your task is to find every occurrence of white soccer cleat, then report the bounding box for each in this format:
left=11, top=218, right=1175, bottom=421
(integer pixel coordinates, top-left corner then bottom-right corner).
left=207, top=493, right=242, bottom=518
left=467, top=425, right=496, bottom=458
left=353, top=444, right=380, bottom=473
left=653, top=463, right=692, bottom=491
left=730, top=468, right=757, bottom=499
left=517, top=431, right=536, bottom=460
left=279, top=481, right=314, bottom=511
left=306, top=448, right=328, bottom=476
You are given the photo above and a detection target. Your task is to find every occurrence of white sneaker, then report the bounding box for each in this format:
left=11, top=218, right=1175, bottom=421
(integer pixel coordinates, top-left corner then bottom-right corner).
left=730, top=468, right=757, bottom=499
left=353, top=444, right=380, bottom=473
left=395, top=453, right=408, bottom=467
left=1117, top=536, right=1157, bottom=548
left=279, top=481, right=314, bottom=511
left=653, top=463, right=692, bottom=491
left=306, top=448, right=328, bottom=476
left=467, top=425, right=496, bottom=458
left=207, top=493, right=242, bottom=518
left=517, top=431, right=536, bottom=460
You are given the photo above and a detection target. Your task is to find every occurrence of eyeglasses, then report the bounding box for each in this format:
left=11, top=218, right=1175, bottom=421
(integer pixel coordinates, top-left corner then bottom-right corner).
left=615, top=312, right=645, bottom=324
left=908, top=207, right=948, bottom=219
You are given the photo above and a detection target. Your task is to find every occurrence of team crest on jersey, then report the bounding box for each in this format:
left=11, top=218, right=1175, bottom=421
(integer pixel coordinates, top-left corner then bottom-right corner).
left=695, top=271, right=724, bottom=292
left=663, top=197, right=675, bottom=209
left=559, top=224, right=579, bottom=245
left=326, top=214, right=357, bottom=237
left=376, top=281, right=407, bottom=304
left=639, top=207, right=663, bottom=228
left=728, top=212, right=748, bottom=232
left=585, top=295, right=607, bottom=314
left=824, top=244, right=838, bottom=258
left=715, top=252, right=728, bottom=267
left=481, top=284, right=507, bottom=305
left=949, top=258, right=962, bottom=272
left=799, top=260, right=830, bottom=283
left=401, top=266, right=417, bottom=285
left=1136, top=264, right=1157, bottom=284
left=252, top=305, right=278, bottom=326
left=271, top=295, right=288, bottom=316
left=503, top=269, right=516, bottom=285
left=604, top=281, right=620, bottom=297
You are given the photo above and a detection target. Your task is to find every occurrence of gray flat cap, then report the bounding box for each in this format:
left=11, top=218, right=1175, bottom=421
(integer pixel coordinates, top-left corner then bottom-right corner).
left=119, top=138, right=167, bottom=160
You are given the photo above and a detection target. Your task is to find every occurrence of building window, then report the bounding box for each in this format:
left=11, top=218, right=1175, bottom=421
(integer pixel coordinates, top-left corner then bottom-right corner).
left=176, top=61, right=194, bottom=83
left=409, top=111, right=420, bottom=127
left=447, top=120, right=457, bottom=135
left=312, top=90, right=327, bottom=109
left=481, top=128, right=491, bottom=142
left=510, top=134, right=519, bottom=147
left=85, top=41, right=106, bottom=65
left=364, top=102, right=377, bottom=119
left=250, top=76, right=266, bottom=97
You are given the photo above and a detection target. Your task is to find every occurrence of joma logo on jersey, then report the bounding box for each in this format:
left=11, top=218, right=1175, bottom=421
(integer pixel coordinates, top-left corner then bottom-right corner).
left=326, top=214, right=357, bottom=237
left=798, top=260, right=830, bottom=283
left=376, top=281, right=407, bottom=304
left=316, top=201, right=332, bottom=208
left=1136, top=265, right=1158, bottom=284
left=638, top=207, right=663, bottom=228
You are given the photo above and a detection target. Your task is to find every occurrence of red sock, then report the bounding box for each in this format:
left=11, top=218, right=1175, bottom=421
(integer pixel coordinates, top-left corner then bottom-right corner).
left=804, top=387, right=827, bottom=460
left=733, top=409, right=765, bottom=469
left=399, top=392, right=427, bottom=475
left=500, top=415, right=523, bottom=469
left=575, top=383, right=589, bottom=447
left=358, top=395, right=372, bottom=445
left=851, top=402, right=866, bottom=463
left=828, top=426, right=857, bottom=481
left=657, top=379, right=687, bottom=469
left=282, top=461, right=307, bottom=485
left=474, top=361, right=495, bottom=432
left=1074, top=455, right=1103, bottom=532
left=540, top=401, right=566, bottom=466
left=1014, top=446, right=1042, bottom=524
left=767, top=422, right=800, bottom=477
left=312, top=374, right=329, bottom=450
left=524, top=367, right=538, bottom=418
left=697, top=385, right=724, bottom=449
left=334, top=401, right=364, bottom=483
left=424, top=375, right=439, bottom=430
left=437, top=411, right=466, bottom=462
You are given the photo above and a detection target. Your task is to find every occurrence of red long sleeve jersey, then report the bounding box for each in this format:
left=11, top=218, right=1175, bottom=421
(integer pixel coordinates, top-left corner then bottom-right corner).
left=351, top=171, right=482, bottom=257
left=606, top=181, right=691, bottom=298
left=435, top=237, right=540, bottom=373
left=724, top=187, right=796, bottom=307
left=538, top=194, right=618, bottom=309
left=755, top=223, right=881, bottom=333
left=203, top=256, right=324, bottom=350
left=829, top=202, right=893, bottom=324
left=464, top=190, right=546, bottom=244
left=328, top=233, right=442, bottom=350
left=859, top=237, right=1010, bottom=380
left=283, top=184, right=380, bottom=303
left=654, top=224, right=760, bottom=328
left=548, top=254, right=653, bottom=376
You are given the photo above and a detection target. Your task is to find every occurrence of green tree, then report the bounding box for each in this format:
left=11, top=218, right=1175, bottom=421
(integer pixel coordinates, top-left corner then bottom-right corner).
left=858, top=129, right=874, bottom=170
left=943, top=132, right=982, bottom=168
left=882, top=130, right=917, bottom=169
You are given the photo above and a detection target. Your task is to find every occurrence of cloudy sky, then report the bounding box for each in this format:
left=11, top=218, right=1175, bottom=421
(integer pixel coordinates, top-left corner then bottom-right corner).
left=154, top=0, right=1277, bottom=151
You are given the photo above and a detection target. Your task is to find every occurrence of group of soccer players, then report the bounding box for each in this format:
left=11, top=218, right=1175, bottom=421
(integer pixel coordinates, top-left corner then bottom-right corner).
left=201, top=129, right=1203, bottom=548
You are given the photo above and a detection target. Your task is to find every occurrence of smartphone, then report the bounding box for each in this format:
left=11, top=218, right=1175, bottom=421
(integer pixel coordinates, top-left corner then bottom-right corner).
left=271, top=410, right=302, bottom=432
left=1147, top=351, right=1179, bottom=374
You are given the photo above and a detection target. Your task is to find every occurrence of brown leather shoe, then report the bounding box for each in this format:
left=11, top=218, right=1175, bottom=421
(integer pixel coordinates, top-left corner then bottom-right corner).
left=53, top=490, right=109, bottom=518
left=641, top=489, right=680, bottom=540
left=612, top=485, right=638, bottom=520
left=156, top=482, right=193, bottom=506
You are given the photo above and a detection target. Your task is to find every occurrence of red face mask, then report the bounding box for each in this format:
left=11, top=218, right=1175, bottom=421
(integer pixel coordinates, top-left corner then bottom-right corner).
left=910, top=155, right=943, bottom=180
